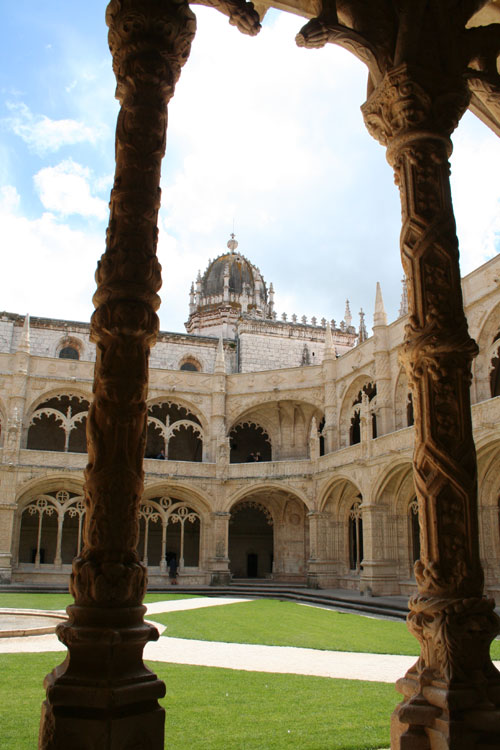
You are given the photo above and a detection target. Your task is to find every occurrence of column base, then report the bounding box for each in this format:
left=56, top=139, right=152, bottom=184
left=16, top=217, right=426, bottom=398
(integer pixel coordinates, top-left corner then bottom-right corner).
left=210, top=571, right=231, bottom=585
left=391, top=663, right=500, bottom=749
left=39, top=604, right=165, bottom=750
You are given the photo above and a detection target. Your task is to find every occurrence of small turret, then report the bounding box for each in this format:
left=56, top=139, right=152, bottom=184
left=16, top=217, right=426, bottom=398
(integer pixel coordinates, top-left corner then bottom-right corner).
left=18, top=313, right=30, bottom=354
left=374, top=282, right=387, bottom=327
left=214, top=334, right=225, bottom=374
left=344, top=300, right=352, bottom=329
left=358, top=309, right=368, bottom=343
left=398, top=277, right=408, bottom=318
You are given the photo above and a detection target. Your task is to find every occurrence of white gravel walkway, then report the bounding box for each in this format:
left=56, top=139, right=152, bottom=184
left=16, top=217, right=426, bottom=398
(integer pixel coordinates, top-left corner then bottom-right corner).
left=2, top=597, right=497, bottom=685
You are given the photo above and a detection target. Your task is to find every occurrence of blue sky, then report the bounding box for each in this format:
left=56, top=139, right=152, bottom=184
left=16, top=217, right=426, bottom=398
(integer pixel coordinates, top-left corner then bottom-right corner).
left=1, top=2, right=499, bottom=335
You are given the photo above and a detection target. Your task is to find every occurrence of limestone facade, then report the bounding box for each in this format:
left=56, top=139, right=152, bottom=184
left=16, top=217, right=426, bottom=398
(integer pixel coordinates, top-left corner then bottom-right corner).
left=1, top=246, right=499, bottom=598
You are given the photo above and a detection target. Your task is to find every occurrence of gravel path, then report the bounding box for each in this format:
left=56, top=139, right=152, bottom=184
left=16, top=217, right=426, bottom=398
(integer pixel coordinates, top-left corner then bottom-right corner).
left=2, top=597, right=496, bottom=685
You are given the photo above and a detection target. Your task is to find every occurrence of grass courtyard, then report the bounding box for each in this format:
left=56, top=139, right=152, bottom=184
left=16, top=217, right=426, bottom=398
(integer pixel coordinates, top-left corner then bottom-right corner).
left=0, top=653, right=399, bottom=750
left=1, top=593, right=499, bottom=748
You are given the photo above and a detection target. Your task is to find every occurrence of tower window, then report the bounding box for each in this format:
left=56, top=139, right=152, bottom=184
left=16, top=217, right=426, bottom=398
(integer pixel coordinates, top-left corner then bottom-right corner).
left=59, top=347, right=79, bottom=360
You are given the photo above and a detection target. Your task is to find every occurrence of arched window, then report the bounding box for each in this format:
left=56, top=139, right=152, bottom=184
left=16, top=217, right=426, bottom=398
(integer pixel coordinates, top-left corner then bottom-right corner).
left=59, top=346, right=79, bottom=360
left=406, top=393, right=414, bottom=427
left=348, top=500, right=363, bottom=572
left=229, top=422, right=271, bottom=463
left=409, top=498, right=420, bottom=565
left=349, top=382, right=377, bottom=445
left=179, top=357, right=201, bottom=372
left=349, top=410, right=361, bottom=445
left=137, top=497, right=201, bottom=571
left=146, top=402, right=203, bottom=461
left=27, top=395, right=89, bottom=452
left=17, top=490, right=85, bottom=567
left=490, top=339, right=500, bottom=397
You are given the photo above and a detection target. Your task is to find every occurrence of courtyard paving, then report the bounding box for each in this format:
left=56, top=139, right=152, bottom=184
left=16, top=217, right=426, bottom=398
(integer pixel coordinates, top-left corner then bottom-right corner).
left=1, top=596, right=498, bottom=685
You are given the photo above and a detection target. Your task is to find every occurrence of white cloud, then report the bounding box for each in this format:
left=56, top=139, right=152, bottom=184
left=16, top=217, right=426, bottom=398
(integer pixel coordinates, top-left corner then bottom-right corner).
left=34, top=159, right=108, bottom=219
left=451, top=112, right=500, bottom=274
left=0, top=186, right=100, bottom=322
left=4, top=101, right=105, bottom=155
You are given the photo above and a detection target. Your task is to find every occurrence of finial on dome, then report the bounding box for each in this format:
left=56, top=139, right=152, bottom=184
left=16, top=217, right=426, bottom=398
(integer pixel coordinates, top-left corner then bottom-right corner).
left=227, top=233, right=238, bottom=254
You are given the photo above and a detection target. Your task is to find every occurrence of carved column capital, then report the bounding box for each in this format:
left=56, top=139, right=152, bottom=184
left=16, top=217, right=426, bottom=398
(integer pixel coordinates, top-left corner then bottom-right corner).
left=361, top=63, right=469, bottom=159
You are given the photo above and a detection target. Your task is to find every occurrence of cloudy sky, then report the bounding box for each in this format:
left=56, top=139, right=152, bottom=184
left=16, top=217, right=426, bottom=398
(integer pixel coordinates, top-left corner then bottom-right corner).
left=1, top=3, right=500, bottom=336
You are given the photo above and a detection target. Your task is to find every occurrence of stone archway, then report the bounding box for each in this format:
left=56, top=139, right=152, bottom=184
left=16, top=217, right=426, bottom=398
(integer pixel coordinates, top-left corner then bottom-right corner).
left=228, top=490, right=309, bottom=582
left=228, top=501, right=273, bottom=578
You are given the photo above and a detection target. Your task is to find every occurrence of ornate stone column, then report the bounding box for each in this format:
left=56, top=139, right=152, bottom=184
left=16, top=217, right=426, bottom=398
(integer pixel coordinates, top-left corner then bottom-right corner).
left=362, top=64, right=500, bottom=748
left=322, top=323, right=338, bottom=453
left=208, top=511, right=231, bottom=584
left=373, top=283, right=394, bottom=437
left=39, top=2, right=196, bottom=748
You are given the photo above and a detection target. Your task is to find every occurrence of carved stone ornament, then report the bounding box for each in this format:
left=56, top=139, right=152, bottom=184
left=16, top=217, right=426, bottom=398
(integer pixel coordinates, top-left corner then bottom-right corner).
left=362, top=60, right=500, bottom=748
left=39, top=1, right=197, bottom=748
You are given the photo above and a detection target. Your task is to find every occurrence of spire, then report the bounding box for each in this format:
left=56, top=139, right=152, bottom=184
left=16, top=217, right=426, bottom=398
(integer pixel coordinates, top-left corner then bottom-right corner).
left=227, top=233, right=238, bottom=254
left=398, top=277, right=408, bottom=317
left=344, top=299, right=352, bottom=328
left=374, top=282, right=387, bottom=326
left=18, top=313, right=30, bottom=353
left=324, top=321, right=335, bottom=359
left=358, top=309, right=368, bottom=343
left=214, top=334, right=225, bottom=373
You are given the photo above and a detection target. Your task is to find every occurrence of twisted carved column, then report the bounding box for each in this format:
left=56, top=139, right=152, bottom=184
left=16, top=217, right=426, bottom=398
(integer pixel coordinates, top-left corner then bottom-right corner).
left=363, top=64, right=500, bottom=748
left=39, top=2, right=196, bottom=748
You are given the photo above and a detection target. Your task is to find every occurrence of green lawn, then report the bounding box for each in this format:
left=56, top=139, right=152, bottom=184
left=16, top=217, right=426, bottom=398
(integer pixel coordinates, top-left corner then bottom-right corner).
left=0, top=652, right=398, bottom=750
left=0, top=592, right=198, bottom=610
left=148, top=598, right=500, bottom=660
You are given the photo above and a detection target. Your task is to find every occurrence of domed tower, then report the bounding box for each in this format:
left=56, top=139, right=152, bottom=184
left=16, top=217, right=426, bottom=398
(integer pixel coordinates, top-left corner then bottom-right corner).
left=185, top=235, right=274, bottom=338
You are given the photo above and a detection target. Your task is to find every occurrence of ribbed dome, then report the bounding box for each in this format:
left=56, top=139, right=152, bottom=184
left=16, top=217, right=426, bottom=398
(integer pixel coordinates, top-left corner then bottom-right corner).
left=203, top=253, right=256, bottom=297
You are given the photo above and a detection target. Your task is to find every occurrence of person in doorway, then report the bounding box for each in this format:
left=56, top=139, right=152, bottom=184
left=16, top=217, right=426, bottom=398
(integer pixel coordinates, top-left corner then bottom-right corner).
left=168, top=555, right=178, bottom=585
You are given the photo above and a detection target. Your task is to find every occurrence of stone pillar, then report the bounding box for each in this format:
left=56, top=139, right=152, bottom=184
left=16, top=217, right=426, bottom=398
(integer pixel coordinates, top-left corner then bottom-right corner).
left=359, top=503, right=398, bottom=596
left=362, top=64, right=500, bottom=748
left=373, top=283, right=394, bottom=437
left=322, top=323, right=338, bottom=452
left=38, top=2, right=196, bottom=748
left=306, top=511, right=332, bottom=588
left=208, top=511, right=231, bottom=585
left=211, top=336, right=227, bottom=464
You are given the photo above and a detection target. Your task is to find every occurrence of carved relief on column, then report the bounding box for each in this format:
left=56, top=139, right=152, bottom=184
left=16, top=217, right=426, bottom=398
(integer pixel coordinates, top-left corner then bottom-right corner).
left=72, top=0, right=197, bottom=609
left=39, top=2, right=197, bottom=748
left=363, top=63, right=500, bottom=744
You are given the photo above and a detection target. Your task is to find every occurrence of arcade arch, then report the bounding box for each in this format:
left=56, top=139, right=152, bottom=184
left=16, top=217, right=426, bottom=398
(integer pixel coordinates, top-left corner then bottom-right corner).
left=321, top=477, right=363, bottom=581
left=26, top=393, right=90, bottom=453
left=137, top=495, right=202, bottom=572
left=15, top=485, right=86, bottom=569
left=228, top=488, right=309, bottom=581
left=373, top=462, right=416, bottom=583
left=339, top=375, right=377, bottom=447
left=229, top=399, right=323, bottom=461
left=146, top=399, right=205, bottom=461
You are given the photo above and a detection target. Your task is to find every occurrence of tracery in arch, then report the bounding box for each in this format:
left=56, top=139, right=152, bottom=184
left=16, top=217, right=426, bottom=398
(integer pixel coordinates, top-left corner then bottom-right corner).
left=27, top=394, right=89, bottom=452
left=394, top=368, right=414, bottom=429
left=349, top=381, right=377, bottom=445
left=146, top=402, right=203, bottom=461
left=489, top=331, right=500, bottom=398
left=229, top=421, right=272, bottom=463
left=136, top=496, right=201, bottom=570
left=409, top=497, right=420, bottom=567
left=348, top=499, right=363, bottom=572
left=17, top=490, right=85, bottom=567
